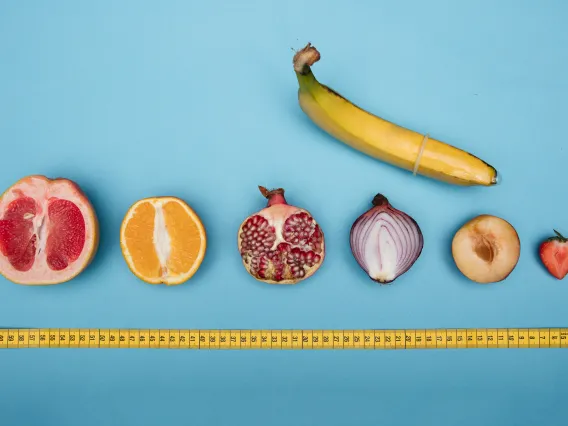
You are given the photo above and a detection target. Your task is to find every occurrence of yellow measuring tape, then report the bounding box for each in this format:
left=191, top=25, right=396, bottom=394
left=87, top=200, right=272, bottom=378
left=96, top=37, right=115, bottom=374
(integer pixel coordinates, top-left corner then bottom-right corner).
left=1, top=328, right=568, bottom=349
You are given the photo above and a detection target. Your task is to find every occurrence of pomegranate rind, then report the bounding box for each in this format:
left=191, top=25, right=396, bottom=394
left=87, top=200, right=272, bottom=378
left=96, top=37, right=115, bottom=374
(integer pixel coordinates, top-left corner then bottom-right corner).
left=237, top=204, right=325, bottom=285
left=119, top=196, right=207, bottom=285
left=0, top=175, right=99, bottom=285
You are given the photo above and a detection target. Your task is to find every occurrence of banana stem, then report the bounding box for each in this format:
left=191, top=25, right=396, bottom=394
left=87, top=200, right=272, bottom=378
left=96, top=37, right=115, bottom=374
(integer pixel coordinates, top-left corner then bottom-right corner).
left=293, top=43, right=321, bottom=75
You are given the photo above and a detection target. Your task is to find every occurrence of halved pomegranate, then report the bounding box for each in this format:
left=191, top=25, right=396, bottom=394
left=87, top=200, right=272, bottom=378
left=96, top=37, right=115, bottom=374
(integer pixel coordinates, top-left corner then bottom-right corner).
left=0, top=175, right=99, bottom=285
left=237, top=186, right=325, bottom=284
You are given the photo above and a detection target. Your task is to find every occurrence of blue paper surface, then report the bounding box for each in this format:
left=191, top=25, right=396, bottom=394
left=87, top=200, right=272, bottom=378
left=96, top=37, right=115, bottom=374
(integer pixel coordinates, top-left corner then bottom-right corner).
left=1, top=1, right=567, bottom=425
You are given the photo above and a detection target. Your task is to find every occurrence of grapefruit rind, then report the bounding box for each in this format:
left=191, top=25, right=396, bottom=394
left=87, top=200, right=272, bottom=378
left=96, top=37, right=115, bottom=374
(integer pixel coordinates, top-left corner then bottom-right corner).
left=0, top=175, right=99, bottom=285
left=119, top=196, right=207, bottom=286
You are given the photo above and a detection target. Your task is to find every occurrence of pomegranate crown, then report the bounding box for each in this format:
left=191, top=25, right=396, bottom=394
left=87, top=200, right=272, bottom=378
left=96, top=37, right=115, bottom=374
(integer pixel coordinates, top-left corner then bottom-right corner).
left=258, top=186, right=287, bottom=207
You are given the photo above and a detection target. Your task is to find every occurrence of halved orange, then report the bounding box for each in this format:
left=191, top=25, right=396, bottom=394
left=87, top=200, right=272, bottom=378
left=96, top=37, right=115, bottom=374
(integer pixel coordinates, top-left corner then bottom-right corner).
left=120, top=197, right=206, bottom=285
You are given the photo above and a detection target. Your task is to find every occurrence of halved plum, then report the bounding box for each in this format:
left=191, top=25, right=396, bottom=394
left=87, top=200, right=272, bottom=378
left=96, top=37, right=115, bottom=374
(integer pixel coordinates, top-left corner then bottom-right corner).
left=452, top=214, right=520, bottom=283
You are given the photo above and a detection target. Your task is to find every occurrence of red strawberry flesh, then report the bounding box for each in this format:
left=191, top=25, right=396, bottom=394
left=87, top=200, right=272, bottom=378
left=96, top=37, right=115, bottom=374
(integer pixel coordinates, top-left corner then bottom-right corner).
left=539, top=230, right=568, bottom=280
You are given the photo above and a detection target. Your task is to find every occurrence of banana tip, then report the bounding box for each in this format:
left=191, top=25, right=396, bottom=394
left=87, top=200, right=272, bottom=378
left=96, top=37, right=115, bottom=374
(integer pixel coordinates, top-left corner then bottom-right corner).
left=491, top=169, right=500, bottom=185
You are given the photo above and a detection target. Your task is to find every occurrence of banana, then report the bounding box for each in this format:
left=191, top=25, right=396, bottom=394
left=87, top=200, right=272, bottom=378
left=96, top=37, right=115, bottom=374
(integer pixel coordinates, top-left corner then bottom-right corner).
left=293, top=43, right=498, bottom=186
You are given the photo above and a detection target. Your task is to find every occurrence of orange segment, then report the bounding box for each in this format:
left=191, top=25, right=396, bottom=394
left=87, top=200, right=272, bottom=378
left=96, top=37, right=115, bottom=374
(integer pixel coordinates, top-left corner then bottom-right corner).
left=120, top=197, right=206, bottom=285
left=122, top=201, right=161, bottom=280
left=163, top=200, right=204, bottom=276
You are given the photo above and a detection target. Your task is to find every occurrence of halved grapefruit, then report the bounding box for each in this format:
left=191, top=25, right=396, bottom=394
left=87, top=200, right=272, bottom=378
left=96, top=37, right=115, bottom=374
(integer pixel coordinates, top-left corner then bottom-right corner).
left=0, top=175, right=99, bottom=285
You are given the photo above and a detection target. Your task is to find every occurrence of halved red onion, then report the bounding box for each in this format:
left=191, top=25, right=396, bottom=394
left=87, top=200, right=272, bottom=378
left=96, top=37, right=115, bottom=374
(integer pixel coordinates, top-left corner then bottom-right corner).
left=350, top=194, right=423, bottom=284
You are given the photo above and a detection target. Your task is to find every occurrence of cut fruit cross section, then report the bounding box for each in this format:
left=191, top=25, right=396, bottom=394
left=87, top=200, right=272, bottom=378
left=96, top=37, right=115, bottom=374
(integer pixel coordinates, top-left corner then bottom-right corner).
left=0, top=175, right=99, bottom=285
left=451, top=214, right=520, bottom=284
left=120, top=197, right=207, bottom=285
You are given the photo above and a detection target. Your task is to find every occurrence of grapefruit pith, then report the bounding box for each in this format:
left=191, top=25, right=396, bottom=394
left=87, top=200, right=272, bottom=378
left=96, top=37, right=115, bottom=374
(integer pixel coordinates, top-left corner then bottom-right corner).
left=0, top=175, right=99, bottom=285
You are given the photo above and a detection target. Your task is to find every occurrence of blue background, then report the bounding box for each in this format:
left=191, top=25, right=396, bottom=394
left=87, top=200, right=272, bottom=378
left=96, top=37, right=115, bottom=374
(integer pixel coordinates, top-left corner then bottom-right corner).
left=1, top=1, right=567, bottom=425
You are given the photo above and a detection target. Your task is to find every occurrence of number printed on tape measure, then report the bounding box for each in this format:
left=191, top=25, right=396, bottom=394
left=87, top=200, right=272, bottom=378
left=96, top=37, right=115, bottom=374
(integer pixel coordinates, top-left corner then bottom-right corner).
left=2, top=328, right=568, bottom=350
left=560, top=329, right=568, bottom=347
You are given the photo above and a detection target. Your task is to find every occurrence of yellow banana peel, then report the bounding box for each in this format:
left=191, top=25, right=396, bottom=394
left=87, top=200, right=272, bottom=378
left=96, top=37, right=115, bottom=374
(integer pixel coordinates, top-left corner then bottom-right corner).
left=293, top=43, right=498, bottom=186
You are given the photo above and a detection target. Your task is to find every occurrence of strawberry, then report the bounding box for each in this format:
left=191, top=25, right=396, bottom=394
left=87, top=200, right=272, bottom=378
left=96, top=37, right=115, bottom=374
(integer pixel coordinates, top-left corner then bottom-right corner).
left=539, top=230, right=568, bottom=280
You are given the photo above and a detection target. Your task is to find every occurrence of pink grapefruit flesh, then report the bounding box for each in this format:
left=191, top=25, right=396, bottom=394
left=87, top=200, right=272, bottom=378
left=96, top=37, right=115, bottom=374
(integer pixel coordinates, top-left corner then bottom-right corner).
left=0, top=175, right=99, bottom=285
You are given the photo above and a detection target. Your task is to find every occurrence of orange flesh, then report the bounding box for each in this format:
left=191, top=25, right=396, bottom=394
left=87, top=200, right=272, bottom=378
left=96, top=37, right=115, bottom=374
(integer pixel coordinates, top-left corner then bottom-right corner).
left=163, top=200, right=202, bottom=275
left=121, top=198, right=206, bottom=284
left=123, top=202, right=161, bottom=279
